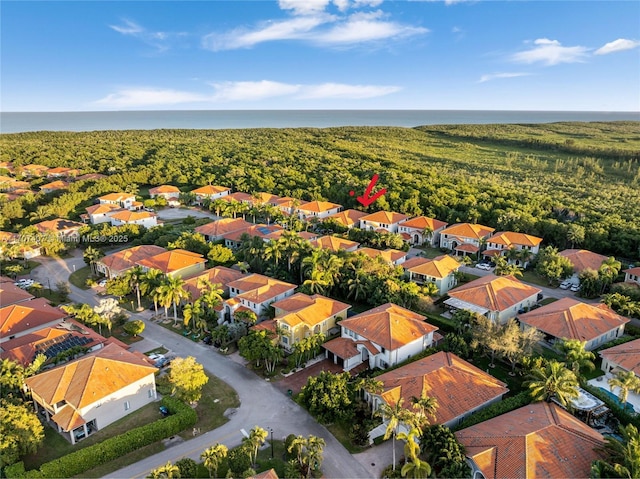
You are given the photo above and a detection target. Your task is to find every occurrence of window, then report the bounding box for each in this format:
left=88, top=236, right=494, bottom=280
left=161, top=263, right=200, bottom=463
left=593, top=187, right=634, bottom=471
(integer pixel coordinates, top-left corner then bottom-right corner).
left=148, top=389, right=154, bottom=398
left=124, top=401, right=130, bottom=411
left=282, top=337, right=288, bottom=344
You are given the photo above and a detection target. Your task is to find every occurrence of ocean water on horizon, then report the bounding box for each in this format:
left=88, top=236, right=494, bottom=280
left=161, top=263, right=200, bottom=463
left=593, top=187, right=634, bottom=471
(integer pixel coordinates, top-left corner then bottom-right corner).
left=1, top=110, right=639, bottom=134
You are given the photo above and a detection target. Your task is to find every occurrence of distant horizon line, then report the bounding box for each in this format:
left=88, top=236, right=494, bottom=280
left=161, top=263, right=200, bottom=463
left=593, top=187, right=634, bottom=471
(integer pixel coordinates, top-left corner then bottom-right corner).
left=3, top=109, right=640, bottom=114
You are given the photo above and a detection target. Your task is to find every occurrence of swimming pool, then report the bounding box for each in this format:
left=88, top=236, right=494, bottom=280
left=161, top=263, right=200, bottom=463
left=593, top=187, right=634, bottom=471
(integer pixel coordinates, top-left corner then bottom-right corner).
left=597, top=387, right=637, bottom=413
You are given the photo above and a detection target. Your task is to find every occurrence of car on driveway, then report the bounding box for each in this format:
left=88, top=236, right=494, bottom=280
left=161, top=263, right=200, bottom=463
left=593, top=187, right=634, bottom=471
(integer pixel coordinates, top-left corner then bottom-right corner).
left=559, top=281, right=572, bottom=290
left=98, top=279, right=108, bottom=287
left=570, top=284, right=580, bottom=292
left=476, top=263, right=492, bottom=271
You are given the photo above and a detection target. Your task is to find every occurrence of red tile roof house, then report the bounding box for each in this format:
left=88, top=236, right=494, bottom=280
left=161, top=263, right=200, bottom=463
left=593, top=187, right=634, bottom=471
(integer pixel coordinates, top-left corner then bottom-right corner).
left=325, top=209, right=368, bottom=229
left=97, top=192, right=139, bottom=210
left=33, top=218, right=85, bottom=241
left=222, top=274, right=297, bottom=322
left=83, top=203, right=123, bottom=225
left=310, top=235, right=360, bottom=253
left=296, top=200, right=343, bottom=220
left=356, top=247, right=407, bottom=266
left=25, top=343, right=157, bottom=444
left=96, top=245, right=167, bottom=278
left=323, top=303, right=438, bottom=371
left=149, top=185, right=181, bottom=200
left=191, top=185, right=231, bottom=205
left=0, top=297, right=68, bottom=344
left=183, top=266, right=248, bottom=301
left=624, top=266, right=640, bottom=285
left=404, top=254, right=462, bottom=295
left=195, top=218, right=253, bottom=242
left=455, top=402, right=606, bottom=479
left=444, top=274, right=542, bottom=324
left=518, top=297, right=629, bottom=351
left=136, top=249, right=207, bottom=279
left=109, top=209, right=158, bottom=228
left=595, top=338, right=640, bottom=410
left=0, top=276, right=35, bottom=307
left=367, top=352, right=508, bottom=440
left=439, top=223, right=495, bottom=257
left=559, top=249, right=608, bottom=286
left=40, top=180, right=69, bottom=194
left=483, top=231, right=543, bottom=267
left=398, top=216, right=448, bottom=246
left=222, top=224, right=283, bottom=249
left=359, top=211, right=410, bottom=233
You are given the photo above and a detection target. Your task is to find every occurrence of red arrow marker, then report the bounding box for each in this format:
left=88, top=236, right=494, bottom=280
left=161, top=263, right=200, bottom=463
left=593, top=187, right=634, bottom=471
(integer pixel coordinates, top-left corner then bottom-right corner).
left=356, top=174, right=387, bottom=208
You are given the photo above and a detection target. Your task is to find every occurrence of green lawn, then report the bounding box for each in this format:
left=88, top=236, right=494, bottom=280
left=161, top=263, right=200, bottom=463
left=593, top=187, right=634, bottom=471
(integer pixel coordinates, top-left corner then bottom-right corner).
left=520, top=270, right=552, bottom=288
left=469, top=356, right=526, bottom=395
left=68, top=265, right=92, bottom=290
left=539, top=297, right=558, bottom=306
left=23, top=401, right=162, bottom=471
left=415, top=246, right=445, bottom=259
left=326, top=422, right=367, bottom=454
left=1, top=259, right=40, bottom=277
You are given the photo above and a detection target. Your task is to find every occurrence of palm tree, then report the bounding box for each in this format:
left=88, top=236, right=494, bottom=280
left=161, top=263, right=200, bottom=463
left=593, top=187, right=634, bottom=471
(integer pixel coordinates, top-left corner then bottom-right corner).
left=401, top=457, right=432, bottom=479
left=379, top=399, right=413, bottom=471
left=347, top=271, right=368, bottom=301
left=593, top=424, right=640, bottom=479
left=147, top=461, right=180, bottom=479
left=524, top=360, right=579, bottom=407
left=243, top=426, right=268, bottom=466
left=201, top=443, right=228, bottom=478
left=83, top=246, right=104, bottom=275
left=183, top=300, right=204, bottom=330
left=304, top=435, right=326, bottom=479
left=420, top=225, right=434, bottom=246
left=608, top=370, right=640, bottom=404
left=397, top=426, right=421, bottom=463
left=599, top=256, right=622, bottom=293
left=123, top=265, right=145, bottom=311
left=140, top=268, right=163, bottom=314
left=5, top=264, right=23, bottom=279
left=264, top=239, right=285, bottom=269
left=410, top=395, right=438, bottom=428
left=158, top=276, right=190, bottom=326
left=558, top=338, right=595, bottom=377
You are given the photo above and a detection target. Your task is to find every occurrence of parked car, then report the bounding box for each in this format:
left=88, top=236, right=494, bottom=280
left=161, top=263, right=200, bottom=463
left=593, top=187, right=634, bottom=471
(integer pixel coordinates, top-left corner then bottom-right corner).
left=98, top=279, right=108, bottom=287
left=476, top=263, right=491, bottom=271
left=559, top=281, right=572, bottom=290
left=570, top=284, right=580, bottom=292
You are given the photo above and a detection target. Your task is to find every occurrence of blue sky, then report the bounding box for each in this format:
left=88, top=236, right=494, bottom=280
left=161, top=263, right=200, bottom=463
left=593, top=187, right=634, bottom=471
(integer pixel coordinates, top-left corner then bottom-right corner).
left=2, top=0, right=639, bottom=111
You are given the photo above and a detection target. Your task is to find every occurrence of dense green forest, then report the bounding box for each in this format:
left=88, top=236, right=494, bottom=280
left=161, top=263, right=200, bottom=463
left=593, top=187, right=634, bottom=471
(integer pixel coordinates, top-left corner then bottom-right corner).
left=1, top=121, right=639, bottom=260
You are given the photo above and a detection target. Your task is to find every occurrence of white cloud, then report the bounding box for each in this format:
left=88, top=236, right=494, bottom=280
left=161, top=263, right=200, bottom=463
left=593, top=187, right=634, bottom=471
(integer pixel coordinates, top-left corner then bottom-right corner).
left=94, top=81, right=400, bottom=108
left=94, top=88, right=210, bottom=108
left=298, top=82, right=401, bottom=98
left=594, top=38, right=640, bottom=55
left=511, top=38, right=590, bottom=66
left=478, top=72, right=531, bottom=83
left=109, top=19, right=185, bottom=52
left=109, top=19, right=143, bottom=35
left=202, top=1, right=426, bottom=50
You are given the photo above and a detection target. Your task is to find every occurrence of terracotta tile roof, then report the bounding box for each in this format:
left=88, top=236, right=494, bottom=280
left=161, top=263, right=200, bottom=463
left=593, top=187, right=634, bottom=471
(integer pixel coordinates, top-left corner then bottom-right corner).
left=441, top=223, right=495, bottom=240
left=1, top=298, right=67, bottom=338
left=3, top=189, right=32, bottom=200
left=227, top=274, right=296, bottom=305
left=402, top=257, right=432, bottom=270
left=624, top=266, right=640, bottom=276
left=455, top=402, right=606, bottom=479
left=455, top=243, right=479, bottom=253
left=360, top=211, right=409, bottom=225
left=40, top=180, right=69, bottom=191
left=400, top=216, right=448, bottom=231
left=0, top=318, right=107, bottom=366
left=25, top=343, right=156, bottom=416
left=250, top=319, right=278, bottom=335
left=85, top=203, right=122, bottom=216
left=0, top=232, right=19, bottom=243
left=23, top=164, right=49, bottom=172
left=310, top=235, right=360, bottom=252
left=195, top=218, right=252, bottom=238
left=248, top=469, right=279, bottom=479
left=76, top=173, right=107, bottom=181
left=271, top=196, right=297, bottom=207
left=377, top=352, right=508, bottom=424
left=599, top=337, right=640, bottom=376
left=448, top=274, right=541, bottom=313
left=183, top=266, right=247, bottom=300
left=191, top=185, right=231, bottom=196
left=483, top=249, right=503, bottom=258
left=486, top=231, right=543, bottom=248
left=99, top=245, right=167, bottom=274
left=0, top=280, right=35, bottom=307
left=246, top=192, right=281, bottom=205
left=326, top=209, right=368, bottom=227
left=99, top=192, right=135, bottom=202
left=323, top=336, right=369, bottom=358
left=34, top=219, right=84, bottom=234
left=340, top=303, right=437, bottom=350
left=223, top=224, right=283, bottom=242
left=222, top=192, right=253, bottom=203
left=407, top=255, right=460, bottom=279
left=47, top=167, right=73, bottom=175
left=274, top=293, right=351, bottom=329
left=137, top=249, right=206, bottom=274
left=109, top=210, right=156, bottom=222
left=149, top=185, right=180, bottom=195
left=51, top=404, right=86, bottom=431
left=298, top=200, right=342, bottom=213
left=559, top=249, right=608, bottom=273
left=519, top=297, right=629, bottom=343
left=357, top=247, right=407, bottom=263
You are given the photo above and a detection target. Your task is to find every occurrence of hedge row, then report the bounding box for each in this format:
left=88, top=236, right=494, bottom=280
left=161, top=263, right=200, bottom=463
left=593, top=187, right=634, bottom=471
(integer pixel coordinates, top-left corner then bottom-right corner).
left=452, top=391, right=533, bottom=432
left=582, top=384, right=640, bottom=429
left=5, top=397, right=197, bottom=479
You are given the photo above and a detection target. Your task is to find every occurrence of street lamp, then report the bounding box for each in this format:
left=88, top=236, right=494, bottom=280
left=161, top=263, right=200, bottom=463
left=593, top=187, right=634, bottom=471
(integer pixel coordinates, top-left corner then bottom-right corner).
left=270, top=428, right=274, bottom=459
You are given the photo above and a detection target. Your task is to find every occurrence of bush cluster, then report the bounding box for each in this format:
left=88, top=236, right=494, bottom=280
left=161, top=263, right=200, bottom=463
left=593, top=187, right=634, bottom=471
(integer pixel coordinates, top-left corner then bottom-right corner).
left=452, top=391, right=532, bottom=432
left=5, top=397, right=196, bottom=478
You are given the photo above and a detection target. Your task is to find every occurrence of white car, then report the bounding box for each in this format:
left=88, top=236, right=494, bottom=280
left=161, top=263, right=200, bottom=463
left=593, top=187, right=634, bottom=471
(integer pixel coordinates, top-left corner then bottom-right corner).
left=559, top=281, right=571, bottom=290
left=98, top=279, right=108, bottom=287
left=570, top=284, right=580, bottom=292
left=476, top=263, right=491, bottom=271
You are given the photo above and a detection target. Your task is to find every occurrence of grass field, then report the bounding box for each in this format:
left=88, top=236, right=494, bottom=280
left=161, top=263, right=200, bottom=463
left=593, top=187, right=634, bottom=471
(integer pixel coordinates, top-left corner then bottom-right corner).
left=68, top=265, right=92, bottom=289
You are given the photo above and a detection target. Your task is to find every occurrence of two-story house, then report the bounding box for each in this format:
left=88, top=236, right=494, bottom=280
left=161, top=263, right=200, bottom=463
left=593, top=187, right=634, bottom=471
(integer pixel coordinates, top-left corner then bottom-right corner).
left=398, top=216, right=448, bottom=246
left=296, top=200, right=343, bottom=220
left=98, top=193, right=139, bottom=210
left=109, top=210, right=158, bottom=228
left=25, top=343, right=157, bottom=444
left=623, top=266, right=640, bottom=285
left=223, top=274, right=297, bottom=321
left=183, top=266, right=248, bottom=301
left=195, top=218, right=253, bottom=242
left=483, top=231, right=543, bottom=267
left=272, top=293, right=351, bottom=350
left=405, top=254, right=461, bottom=295
left=445, top=274, right=541, bottom=324
left=323, top=303, right=438, bottom=371
left=359, top=211, right=409, bottom=233
left=439, top=223, right=495, bottom=257
left=0, top=298, right=68, bottom=344
left=33, top=218, right=84, bottom=241
left=82, top=203, right=123, bottom=225
left=149, top=185, right=181, bottom=200
left=96, top=245, right=167, bottom=278
left=136, top=249, right=207, bottom=279
left=559, top=249, right=608, bottom=285
left=325, top=209, right=368, bottom=229
left=191, top=185, right=231, bottom=205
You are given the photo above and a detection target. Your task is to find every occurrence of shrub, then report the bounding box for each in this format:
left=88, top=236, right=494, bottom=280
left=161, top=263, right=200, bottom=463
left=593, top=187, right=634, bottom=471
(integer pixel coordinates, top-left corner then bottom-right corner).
left=381, top=464, right=403, bottom=478
left=175, top=457, right=198, bottom=478
left=452, top=391, right=532, bottom=432
left=227, top=446, right=251, bottom=476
